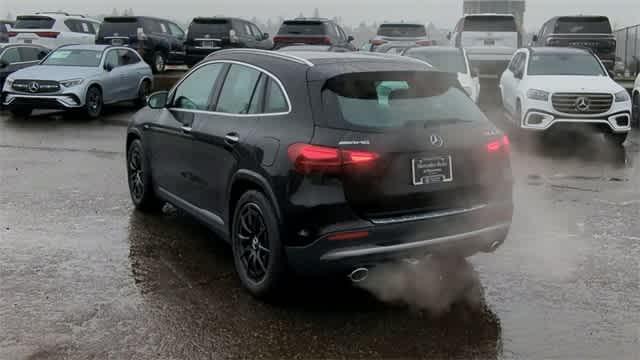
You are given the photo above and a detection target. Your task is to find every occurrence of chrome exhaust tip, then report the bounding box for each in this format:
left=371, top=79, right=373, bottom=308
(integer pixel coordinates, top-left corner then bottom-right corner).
left=348, top=267, right=369, bottom=283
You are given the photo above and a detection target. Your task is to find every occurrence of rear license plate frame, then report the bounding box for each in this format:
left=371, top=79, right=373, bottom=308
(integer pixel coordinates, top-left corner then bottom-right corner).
left=412, top=156, right=453, bottom=186
left=23, top=39, right=33, bottom=44
left=201, top=40, right=216, bottom=48
left=484, top=39, right=495, bottom=46
left=111, top=39, right=124, bottom=46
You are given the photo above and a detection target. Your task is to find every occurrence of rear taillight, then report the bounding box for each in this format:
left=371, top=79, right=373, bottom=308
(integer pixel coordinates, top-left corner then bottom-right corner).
left=8, top=31, right=18, bottom=37
left=370, top=39, right=387, bottom=46
left=321, top=36, right=331, bottom=45
left=415, top=40, right=434, bottom=46
left=487, top=136, right=510, bottom=153
left=36, top=32, right=60, bottom=38
left=288, top=144, right=379, bottom=175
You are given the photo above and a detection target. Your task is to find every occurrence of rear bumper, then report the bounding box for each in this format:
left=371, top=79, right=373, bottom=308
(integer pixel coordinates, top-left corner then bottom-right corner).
left=285, top=202, right=513, bottom=276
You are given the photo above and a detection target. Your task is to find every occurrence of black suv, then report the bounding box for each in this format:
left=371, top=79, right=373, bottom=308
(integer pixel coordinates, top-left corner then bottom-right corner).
left=184, top=17, right=272, bottom=67
left=532, top=16, right=616, bottom=70
left=126, top=49, right=513, bottom=298
left=273, top=18, right=356, bottom=51
left=96, top=16, right=186, bottom=73
left=0, top=21, right=14, bottom=43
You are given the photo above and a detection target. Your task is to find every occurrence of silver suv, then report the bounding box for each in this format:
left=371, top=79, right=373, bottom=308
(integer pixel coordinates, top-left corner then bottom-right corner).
left=370, top=23, right=432, bottom=52
left=2, top=44, right=153, bottom=118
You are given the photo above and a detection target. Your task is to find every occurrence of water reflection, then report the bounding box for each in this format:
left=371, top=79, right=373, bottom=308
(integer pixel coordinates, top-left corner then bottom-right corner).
left=127, top=210, right=503, bottom=359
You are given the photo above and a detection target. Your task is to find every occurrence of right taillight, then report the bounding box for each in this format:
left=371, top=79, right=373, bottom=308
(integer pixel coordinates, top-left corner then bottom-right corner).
left=370, top=39, right=387, bottom=46
left=487, top=135, right=510, bottom=153
left=35, top=31, right=60, bottom=38
left=288, top=143, right=379, bottom=175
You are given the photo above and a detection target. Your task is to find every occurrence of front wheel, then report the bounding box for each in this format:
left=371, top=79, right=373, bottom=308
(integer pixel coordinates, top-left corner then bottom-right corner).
left=152, top=52, right=167, bottom=74
left=127, top=139, right=164, bottom=212
left=232, top=190, right=287, bottom=299
left=85, top=86, right=103, bottom=119
left=134, top=80, right=152, bottom=108
left=604, top=132, right=628, bottom=147
left=632, top=92, right=639, bottom=128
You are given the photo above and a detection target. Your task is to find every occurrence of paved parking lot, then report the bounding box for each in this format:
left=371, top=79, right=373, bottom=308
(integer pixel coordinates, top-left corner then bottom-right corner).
left=1, top=88, right=639, bottom=358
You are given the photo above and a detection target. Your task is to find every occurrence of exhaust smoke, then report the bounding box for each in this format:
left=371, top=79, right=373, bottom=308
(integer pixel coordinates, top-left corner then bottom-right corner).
left=355, top=256, right=484, bottom=316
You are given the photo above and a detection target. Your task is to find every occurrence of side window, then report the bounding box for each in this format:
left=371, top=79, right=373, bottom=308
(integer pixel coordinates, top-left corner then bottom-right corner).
left=244, top=23, right=252, bottom=37
left=18, top=47, right=42, bottom=62
left=248, top=74, right=267, bottom=114
left=216, top=64, right=261, bottom=114
left=2, top=48, right=21, bottom=63
left=64, top=20, right=80, bottom=32
left=234, top=21, right=247, bottom=36
left=172, top=63, right=224, bottom=110
left=159, top=22, right=169, bottom=34
left=250, top=24, right=262, bottom=39
left=265, top=78, right=288, bottom=113
left=337, top=26, right=348, bottom=41
left=119, top=49, right=140, bottom=65
left=143, top=19, right=160, bottom=33
left=104, top=50, right=121, bottom=68
left=167, top=23, right=184, bottom=39
left=325, top=23, right=338, bottom=39
left=81, top=21, right=96, bottom=34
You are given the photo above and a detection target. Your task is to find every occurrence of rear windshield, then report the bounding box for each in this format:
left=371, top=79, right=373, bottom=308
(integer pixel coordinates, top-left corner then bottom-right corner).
left=323, top=71, right=486, bottom=130
left=14, top=16, right=55, bottom=29
left=188, top=19, right=231, bottom=38
left=463, top=16, right=517, bottom=32
left=99, top=18, right=140, bottom=36
left=42, top=49, right=103, bottom=67
left=528, top=53, right=606, bottom=76
left=278, top=21, right=325, bottom=35
left=405, top=50, right=467, bottom=73
left=377, top=24, right=427, bottom=37
left=555, top=17, right=612, bottom=34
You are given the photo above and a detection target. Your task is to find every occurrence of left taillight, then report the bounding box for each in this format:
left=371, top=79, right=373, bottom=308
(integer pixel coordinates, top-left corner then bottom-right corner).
left=288, top=143, right=379, bottom=175
left=486, top=135, right=510, bottom=153
left=8, top=31, right=18, bottom=37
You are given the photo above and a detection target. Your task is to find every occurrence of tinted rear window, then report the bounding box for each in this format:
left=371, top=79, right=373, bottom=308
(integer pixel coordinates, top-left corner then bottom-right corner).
left=463, top=16, right=517, bottom=32
left=100, top=18, right=140, bottom=36
left=377, top=24, right=427, bottom=37
left=555, top=17, right=612, bottom=34
left=188, top=19, right=231, bottom=38
left=278, top=21, right=325, bottom=35
left=14, top=16, right=55, bottom=29
left=405, top=50, right=467, bottom=73
left=323, top=71, right=485, bottom=130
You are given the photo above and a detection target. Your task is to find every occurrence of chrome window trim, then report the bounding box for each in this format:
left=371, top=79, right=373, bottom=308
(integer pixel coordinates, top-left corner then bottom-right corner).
left=168, top=59, right=292, bottom=117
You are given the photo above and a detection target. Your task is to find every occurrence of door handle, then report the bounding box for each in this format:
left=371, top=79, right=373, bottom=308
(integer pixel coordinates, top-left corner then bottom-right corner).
left=225, top=133, right=240, bottom=145
left=181, top=126, right=192, bottom=134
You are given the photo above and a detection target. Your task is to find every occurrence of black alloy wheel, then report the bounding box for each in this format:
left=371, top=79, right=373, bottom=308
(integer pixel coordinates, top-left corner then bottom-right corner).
left=127, top=139, right=163, bottom=212
left=85, top=86, right=103, bottom=118
left=232, top=191, right=286, bottom=298
left=135, top=80, right=151, bottom=107
left=632, top=93, right=639, bottom=128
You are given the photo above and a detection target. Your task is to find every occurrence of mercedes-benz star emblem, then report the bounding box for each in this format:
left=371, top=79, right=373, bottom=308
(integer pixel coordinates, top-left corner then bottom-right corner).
left=575, top=96, right=591, bottom=112
left=28, top=81, right=40, bottom=93
left=430, top=134, right=444, bottom=147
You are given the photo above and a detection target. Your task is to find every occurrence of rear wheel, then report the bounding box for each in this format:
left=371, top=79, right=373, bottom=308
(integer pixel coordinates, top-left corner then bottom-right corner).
left=9, top=108, right=31, bottom=119
left=632, top=92, right=639, bottom=128
left=604, top=132, right=628, bottom=147
left=152, top=52, right=166, bottom=74
left=127, top=139, right=164, bottom=212
left=85, top=86, right=103, bottom=119
left=232, top=190, right=286, bottom=299
left=134, top=80, right=152, bottom=108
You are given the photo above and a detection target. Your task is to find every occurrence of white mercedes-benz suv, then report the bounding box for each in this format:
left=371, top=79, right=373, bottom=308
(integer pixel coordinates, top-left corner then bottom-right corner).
left=500, top=47, right=632, bottom=146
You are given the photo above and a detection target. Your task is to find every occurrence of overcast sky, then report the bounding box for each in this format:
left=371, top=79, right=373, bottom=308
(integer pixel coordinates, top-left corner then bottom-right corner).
left=3, top=0, right=640, bottom=31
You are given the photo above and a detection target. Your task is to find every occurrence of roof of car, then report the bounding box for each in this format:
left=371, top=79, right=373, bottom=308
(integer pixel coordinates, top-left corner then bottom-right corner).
left=404, top=46, right=463, bottom=54
left=463, top=13, right=515, bottom=18
left=54, top=44, right=112, bottom=51
left=284, top=17, right=333, bottom=23
left=103, top=16, right=173, bottom=22
left=379, top=23, right=425, bottom=27
left=528, top=47, right=592, bottom=55
left=192, top=17, right=243, bottom=22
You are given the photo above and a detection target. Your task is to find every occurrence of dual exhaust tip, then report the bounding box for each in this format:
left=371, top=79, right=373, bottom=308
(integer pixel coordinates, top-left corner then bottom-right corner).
left=348, top=267, right=369, bottom=283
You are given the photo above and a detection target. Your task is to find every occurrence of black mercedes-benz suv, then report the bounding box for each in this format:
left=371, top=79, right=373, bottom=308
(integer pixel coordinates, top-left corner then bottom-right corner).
left=126, top=49, right=513, bottom=298
left=532, top=16, right=616, bottom=70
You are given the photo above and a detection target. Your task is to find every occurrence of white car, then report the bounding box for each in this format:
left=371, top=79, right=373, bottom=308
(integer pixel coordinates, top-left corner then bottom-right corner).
left=500, top=47, right=632, bottom=146
left=633, top=73, right=640, bottom=127
left=404, top=46, right=481, bottom=103
left=448, top=14, right=521, bottom=76
left=9, top=12, right=100, bottom=49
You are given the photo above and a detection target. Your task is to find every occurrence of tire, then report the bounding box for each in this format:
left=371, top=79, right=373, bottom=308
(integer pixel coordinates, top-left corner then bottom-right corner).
left=126, top=139, right=164, bottom=212
left=232, top=190, right=286, bottom=299
left=134, top=80, right=152, bottom=108
left=151, top=51, right=167, bottom=74
left=632, top=92, right=639, bottom=128
left=10, top=108, right=31, bottom=119
left=604, top=132, right=628, bottom=147
left=84, top=86, right=103, bottom=119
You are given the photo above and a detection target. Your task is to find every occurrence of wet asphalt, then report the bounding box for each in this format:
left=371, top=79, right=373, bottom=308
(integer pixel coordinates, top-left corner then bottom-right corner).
left=1, top=87, right=639, bottom=359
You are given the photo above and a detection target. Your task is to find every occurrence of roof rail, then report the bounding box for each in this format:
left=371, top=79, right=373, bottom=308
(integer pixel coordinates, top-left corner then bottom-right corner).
left=69, top=14, right=87, bottom=18
left=209, top=48, right=314, bottom=67
left=36, top=11, right=70, bottom=16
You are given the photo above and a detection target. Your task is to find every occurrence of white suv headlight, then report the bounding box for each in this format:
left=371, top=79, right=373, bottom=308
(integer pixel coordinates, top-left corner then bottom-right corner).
left=60, top=78, right=84, bottom=88
left=527, top=89, right=550, bottom=101
left=614, top=90, right=630, bottom=102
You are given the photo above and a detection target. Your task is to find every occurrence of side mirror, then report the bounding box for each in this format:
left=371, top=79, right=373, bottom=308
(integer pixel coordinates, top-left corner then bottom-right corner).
left=147, top=91, right=169, bottom=109
left=532, top=35, right=539, bottom=42
left=347, top=35, right=354, bottom=42
left=104, top=63, right=114, bottom=72
left=37, top=51, right=48, bottom=60
left=0, top=59, right=8, bottom=68
left=447, top=32, right=452, bottom=40
left=262, top=33, right=270, bottom=40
